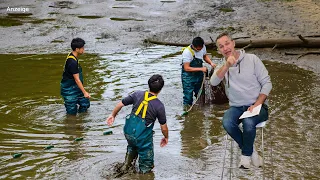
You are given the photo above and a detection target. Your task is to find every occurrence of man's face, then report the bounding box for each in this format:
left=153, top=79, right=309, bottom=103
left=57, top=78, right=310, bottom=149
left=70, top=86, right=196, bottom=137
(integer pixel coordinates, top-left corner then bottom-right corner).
left=216, top=36, right=235, bottom=58
left=76, top=47, right=85, bottom=54
left=193, top=45, right=203, bottom=52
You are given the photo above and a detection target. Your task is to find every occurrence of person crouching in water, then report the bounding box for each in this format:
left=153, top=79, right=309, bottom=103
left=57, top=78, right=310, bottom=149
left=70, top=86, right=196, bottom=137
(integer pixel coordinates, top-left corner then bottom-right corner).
left=106, top=74, right=169, bottom=174
left=60, top=38, right=90, bottom=115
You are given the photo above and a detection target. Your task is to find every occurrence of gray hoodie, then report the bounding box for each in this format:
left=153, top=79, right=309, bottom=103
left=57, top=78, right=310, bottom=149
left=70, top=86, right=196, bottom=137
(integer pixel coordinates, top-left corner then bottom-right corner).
left=210, top=50, right=272, bottom=107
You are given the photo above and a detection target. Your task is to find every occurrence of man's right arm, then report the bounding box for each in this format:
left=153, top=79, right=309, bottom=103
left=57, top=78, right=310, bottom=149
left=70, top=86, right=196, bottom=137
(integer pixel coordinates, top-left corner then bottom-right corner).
left=106, top=101, right=125, bottom=126
left=106, top=93, right=135, bottom=126
left=210, top=66, right=227, bottom=86
left=210, top=55, right=236, bottom=86
left=158, top=105, right=168, bottom=147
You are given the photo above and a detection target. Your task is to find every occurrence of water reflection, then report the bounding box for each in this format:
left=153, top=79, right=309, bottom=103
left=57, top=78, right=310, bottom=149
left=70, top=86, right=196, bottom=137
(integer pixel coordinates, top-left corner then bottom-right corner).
left=0, top=53, right=107, bottom=179
left=62, top=115, right=85, bottom=161
left=0, top=47, right=319, bottom=179
left=181, top=108, right=207, bottom=158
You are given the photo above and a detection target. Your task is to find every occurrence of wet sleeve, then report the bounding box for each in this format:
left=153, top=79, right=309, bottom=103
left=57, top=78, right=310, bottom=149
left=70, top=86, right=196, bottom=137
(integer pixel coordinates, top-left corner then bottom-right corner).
left=121, top=92, right=136, bottom=106
left=157, top=104, right=167, bottom=125
left=68, top=59, right=79, bottom=75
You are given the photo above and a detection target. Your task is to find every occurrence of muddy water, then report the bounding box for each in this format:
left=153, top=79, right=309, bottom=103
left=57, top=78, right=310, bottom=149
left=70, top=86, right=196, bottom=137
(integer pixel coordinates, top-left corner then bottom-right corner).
left=0, top=46, right=319, bottom=179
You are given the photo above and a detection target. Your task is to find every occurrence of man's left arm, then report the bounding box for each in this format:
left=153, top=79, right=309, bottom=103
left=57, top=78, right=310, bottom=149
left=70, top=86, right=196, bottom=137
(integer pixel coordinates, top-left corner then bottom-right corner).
left=248, top=56, right=272, bottom=112
left=158, top=106, right=168, bottom=147
left=203, top=54, right=216, bottom=68
left=249, top=94, right=268, bottom=112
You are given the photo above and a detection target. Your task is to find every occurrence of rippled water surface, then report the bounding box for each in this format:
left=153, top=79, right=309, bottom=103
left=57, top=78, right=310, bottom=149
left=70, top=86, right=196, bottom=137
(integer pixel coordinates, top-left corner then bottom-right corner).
left=0, top=46, right=319, bottom=179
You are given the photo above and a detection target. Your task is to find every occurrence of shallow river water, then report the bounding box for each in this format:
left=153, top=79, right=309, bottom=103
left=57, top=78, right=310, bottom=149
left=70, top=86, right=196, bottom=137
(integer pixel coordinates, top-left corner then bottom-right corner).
left=0, top=45, right=319, bottom=179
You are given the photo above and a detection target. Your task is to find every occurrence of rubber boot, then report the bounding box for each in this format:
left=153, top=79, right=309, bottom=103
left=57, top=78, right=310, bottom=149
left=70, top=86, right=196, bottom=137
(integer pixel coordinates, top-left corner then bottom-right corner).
left=120, top=152, right=138, bottom=172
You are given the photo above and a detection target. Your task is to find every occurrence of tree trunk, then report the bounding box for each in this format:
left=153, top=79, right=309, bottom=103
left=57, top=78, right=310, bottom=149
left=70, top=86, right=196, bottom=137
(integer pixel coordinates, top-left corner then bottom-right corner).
left=144, top=35, right=320, bottom=49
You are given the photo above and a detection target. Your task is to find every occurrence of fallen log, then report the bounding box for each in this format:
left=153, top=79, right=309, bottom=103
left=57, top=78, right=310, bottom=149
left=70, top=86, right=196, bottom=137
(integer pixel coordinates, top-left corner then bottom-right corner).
left=304, top=35, right=320, bottom=38
left=144, top=35, right=320, bottom=49
left=285, top=51, right=320, bottom=59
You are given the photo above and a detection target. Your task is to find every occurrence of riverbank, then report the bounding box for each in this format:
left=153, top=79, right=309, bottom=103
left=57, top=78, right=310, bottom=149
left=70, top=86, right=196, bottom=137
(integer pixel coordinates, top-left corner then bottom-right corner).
left=0, top=0, right=319, bottom=72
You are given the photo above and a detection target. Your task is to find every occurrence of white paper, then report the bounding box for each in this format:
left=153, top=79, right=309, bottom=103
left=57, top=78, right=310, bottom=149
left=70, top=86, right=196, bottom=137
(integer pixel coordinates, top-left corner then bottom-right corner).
left=239, top=104, right=262, bottom=119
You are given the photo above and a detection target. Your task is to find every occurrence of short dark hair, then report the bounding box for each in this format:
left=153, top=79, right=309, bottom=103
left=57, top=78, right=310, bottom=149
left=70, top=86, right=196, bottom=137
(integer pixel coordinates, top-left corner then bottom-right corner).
left=148, top=74, right=164, bottom=93
left=192, top=37, right=204, bottom=47
left=71, top=38, right=85, bottom=51
left=215, top=32, right=233, bottom=43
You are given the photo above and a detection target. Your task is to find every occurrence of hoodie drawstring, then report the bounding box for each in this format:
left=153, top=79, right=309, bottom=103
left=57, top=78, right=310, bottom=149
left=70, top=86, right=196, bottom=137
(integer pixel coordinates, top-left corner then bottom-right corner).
left=227, top=61, right=241, bottom=88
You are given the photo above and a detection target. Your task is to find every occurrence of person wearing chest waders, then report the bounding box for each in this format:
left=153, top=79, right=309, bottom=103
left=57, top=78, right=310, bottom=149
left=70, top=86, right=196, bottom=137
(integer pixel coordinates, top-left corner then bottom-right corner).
left=60, top=38, right=91, bottom=115
left=210, top=32, right=272, bottom=169
left=106, top=74, right=169, bottom=174
left=181, top=37, right=216, bottom=110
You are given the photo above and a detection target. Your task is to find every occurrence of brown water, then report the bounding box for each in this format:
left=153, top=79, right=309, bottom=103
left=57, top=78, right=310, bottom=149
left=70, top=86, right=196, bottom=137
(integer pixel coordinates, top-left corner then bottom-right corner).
left=0, top=46, right=319, bottom=179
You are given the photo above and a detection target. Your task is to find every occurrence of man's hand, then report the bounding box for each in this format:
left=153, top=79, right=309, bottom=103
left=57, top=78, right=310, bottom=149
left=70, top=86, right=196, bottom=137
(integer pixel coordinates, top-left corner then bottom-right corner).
left=106, top=102, right=124, bottom=126
left=160, top=124, right=168, bottom=147
left=84, top=91, right=91, bottom=98
left=248, top=94, right=268, bottom=112
left=160, top=137, right=168, bottom=147
left=210, top=62, right=217, bottom=68
left=201, top=66, right=208, bottom=73
left=106, top=115, right=115, bottom=126
left=247, top=104, right=260, bottom=113
left=226, top=55, right=237, bottom=68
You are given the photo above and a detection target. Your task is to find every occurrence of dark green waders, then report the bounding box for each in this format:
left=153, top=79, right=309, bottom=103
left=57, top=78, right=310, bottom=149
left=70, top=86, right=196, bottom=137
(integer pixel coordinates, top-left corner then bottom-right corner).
left=60, top=54, right=90, bottom=115
left=122, top=91, right=157, bottom=174
left=181, top=46, right=204, bottom=106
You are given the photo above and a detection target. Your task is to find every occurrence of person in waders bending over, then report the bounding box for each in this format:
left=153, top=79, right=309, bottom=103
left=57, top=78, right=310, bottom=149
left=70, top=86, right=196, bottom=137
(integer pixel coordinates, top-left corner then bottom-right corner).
left=106, top=74, right=169, bottom=174
left=210, top=32, right=272, bottom=169
left=60, top=38, right=90, bottom=115
left=181, top=37, right=216, bottom=110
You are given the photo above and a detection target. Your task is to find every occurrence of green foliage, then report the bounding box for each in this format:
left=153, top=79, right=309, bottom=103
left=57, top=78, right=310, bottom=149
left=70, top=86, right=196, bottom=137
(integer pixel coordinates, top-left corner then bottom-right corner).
left=161, top=51, right=182, bottom=59
left=7, top=13, right=33, bottom=18
left=48, top=12, right=59, bottom=15
left=0, top=16, right=23, bottom=27
left=51, top=40, right=64, bottom=43
left=219, top=7, right=235, bottom=12
left=0, top=13, right=55, bottom=27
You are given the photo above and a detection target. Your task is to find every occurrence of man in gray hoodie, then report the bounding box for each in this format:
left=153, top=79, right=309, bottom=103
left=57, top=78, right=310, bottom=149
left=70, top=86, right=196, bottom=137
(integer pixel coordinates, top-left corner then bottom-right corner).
left=210, top=32, right=272, bottom=169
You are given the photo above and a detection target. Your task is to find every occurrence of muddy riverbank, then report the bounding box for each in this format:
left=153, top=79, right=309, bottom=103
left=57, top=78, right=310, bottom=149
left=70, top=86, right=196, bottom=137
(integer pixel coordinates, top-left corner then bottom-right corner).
left=0, top=0, right=319, bottom=72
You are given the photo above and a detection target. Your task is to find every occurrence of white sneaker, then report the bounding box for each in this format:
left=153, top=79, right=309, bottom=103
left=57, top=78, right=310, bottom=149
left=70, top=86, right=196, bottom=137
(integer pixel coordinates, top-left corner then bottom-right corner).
left=251, top=149, right=263, bottom=167
left=239, top=155, right=251, bottom=169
